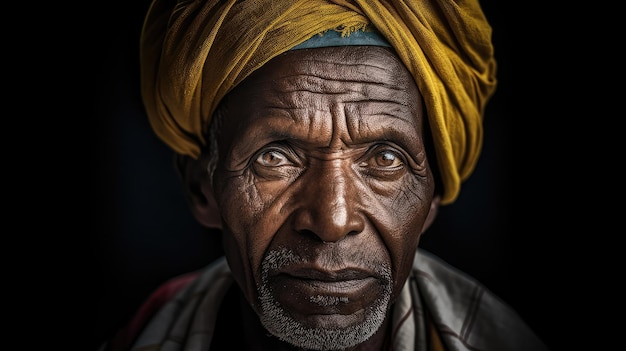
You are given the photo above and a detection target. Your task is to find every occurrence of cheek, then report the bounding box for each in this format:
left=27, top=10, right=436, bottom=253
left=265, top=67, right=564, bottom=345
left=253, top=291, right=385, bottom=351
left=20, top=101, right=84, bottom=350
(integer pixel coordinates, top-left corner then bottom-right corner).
left=381, top=174, right=433, bottom=232
left=216, top=173, right=291, bottom=291
left=375, top=176, right=433, bottom=288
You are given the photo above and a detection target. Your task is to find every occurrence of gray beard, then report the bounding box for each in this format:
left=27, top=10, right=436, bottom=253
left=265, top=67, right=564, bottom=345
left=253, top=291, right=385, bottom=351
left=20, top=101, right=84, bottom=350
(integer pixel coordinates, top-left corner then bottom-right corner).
left=256, top=248, right=392, bottom=351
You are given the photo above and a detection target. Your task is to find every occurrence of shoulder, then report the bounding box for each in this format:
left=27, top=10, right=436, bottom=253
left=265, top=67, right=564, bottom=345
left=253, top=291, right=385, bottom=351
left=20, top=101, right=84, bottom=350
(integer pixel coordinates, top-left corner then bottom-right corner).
left=412, top=249, right=549, bottom=351
left=99, top=271, right=200, bottom=351
left=100, top=257, right=231, bottom=351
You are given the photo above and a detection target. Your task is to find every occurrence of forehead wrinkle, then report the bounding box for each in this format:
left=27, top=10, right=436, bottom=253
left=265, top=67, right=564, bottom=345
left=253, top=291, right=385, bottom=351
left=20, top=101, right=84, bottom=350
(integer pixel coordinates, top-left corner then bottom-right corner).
left=262, top=94, right=417, bottom=152
left=294, top=56, right=399, bottom=83
left=259, top=106, right=334, bottom=146
left=276, top=72, right=404, bottom=99
left=266, top=76, right=412, bottom=129
left=263, top=77, right=338, bottom=114
left=348, top=100, right=414, bottom=121
left=346, top=107, right=422, bottom=156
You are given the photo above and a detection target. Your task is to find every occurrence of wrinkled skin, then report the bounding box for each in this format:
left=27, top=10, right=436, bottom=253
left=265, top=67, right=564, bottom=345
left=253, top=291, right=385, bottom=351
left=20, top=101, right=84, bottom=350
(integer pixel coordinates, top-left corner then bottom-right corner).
left=182, top=46, right=440, bottom=350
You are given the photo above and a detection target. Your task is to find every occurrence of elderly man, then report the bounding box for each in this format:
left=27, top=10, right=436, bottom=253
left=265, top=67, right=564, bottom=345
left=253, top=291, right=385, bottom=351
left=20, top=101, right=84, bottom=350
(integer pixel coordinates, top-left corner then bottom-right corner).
left=100, top=0, right=548, bottom=350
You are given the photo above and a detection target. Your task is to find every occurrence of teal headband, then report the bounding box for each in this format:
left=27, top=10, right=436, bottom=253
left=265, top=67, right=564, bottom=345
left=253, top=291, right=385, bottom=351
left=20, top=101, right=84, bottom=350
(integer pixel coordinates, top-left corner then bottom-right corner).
left=290, top=27, right=392, bottom=50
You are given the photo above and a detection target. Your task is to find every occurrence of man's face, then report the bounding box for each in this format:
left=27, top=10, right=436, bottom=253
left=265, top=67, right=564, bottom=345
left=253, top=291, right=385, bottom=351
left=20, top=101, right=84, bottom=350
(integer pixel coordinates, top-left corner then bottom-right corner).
left=212, top=46, right=436, bottom=349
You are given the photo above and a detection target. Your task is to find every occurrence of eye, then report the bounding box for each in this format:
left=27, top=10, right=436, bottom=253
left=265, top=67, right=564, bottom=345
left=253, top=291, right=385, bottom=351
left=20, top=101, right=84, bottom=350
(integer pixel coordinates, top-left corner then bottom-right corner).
left=374, top=150, right=403, bottom=168
left=358, top=145, right=408, bottom=180
left=360, top=147, right=405, bottom=170
left=251, top=145, right=302, bottom=180
left=255, top=149, right=292, bottom=167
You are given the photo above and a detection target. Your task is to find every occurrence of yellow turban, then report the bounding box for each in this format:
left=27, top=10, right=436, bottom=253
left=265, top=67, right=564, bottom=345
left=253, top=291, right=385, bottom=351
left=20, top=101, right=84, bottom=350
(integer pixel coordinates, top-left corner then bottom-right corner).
left=140, top=0, right=497, bottom=205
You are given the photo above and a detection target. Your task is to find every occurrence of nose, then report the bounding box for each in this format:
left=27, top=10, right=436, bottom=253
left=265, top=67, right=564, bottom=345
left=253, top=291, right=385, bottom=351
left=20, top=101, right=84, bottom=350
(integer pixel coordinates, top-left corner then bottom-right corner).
left=292, top=164, right=365, bottom=242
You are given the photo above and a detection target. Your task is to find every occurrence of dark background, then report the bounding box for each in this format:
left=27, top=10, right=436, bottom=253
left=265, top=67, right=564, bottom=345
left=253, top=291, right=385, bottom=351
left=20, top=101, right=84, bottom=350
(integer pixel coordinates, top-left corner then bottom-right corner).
left=85, top=1, right=573, bottom=350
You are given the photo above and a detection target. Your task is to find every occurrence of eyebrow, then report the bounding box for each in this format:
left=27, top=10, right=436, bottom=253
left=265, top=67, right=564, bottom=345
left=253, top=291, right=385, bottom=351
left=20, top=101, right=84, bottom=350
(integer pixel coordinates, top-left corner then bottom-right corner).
left=244, top=107, right=422, bottom=155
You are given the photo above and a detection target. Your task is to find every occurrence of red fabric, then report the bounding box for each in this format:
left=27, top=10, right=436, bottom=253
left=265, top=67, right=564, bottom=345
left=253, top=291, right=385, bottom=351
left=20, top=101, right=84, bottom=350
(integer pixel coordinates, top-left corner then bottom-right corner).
left=108, top=271, right=200, bottom=351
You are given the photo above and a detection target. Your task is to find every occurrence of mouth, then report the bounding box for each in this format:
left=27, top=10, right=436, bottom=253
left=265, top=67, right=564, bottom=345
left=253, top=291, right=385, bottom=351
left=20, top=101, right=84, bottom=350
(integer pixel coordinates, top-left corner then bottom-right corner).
left=282, top=266, right=373, bottom=281
left=258, top=248, right=393, bottom=328
left=267, top=267, right=384, bottom=316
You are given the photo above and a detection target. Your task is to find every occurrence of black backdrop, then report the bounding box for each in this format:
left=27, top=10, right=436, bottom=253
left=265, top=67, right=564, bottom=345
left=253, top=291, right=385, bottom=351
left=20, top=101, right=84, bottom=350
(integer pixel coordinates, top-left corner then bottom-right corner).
left=87, top=1, right=566, bottom=350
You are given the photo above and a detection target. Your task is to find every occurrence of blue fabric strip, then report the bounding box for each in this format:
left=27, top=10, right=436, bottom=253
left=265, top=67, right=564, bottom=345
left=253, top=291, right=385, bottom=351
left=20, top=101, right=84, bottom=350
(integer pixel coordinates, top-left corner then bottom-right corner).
left=290, top=28, right=391, bottom=50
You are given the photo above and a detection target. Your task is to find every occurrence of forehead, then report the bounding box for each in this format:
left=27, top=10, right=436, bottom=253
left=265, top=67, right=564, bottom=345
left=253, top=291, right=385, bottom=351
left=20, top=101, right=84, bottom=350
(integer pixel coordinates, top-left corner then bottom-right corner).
left=233, top=46, right=421, bottom=113
left=251, top=45, right=414, bottom=93
left=219, top=46, right=424, bottom=148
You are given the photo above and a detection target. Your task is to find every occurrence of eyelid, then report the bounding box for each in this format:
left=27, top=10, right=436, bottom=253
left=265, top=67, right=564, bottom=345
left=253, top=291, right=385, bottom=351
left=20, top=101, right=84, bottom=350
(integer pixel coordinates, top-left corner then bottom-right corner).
left=252, top=142, right=299, bottom=167
left=368, top=143, right=408, bottom=163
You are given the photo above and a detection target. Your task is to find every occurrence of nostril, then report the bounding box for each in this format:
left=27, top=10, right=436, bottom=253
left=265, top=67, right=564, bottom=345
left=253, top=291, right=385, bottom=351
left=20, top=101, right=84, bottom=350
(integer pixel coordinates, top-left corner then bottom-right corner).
left=298, top=229, right=320, bottom=241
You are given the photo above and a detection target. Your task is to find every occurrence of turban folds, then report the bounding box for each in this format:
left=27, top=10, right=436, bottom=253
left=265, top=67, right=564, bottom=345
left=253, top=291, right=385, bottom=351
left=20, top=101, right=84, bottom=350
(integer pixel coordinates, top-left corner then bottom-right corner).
left=140, top=0, right=497, bottom=204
